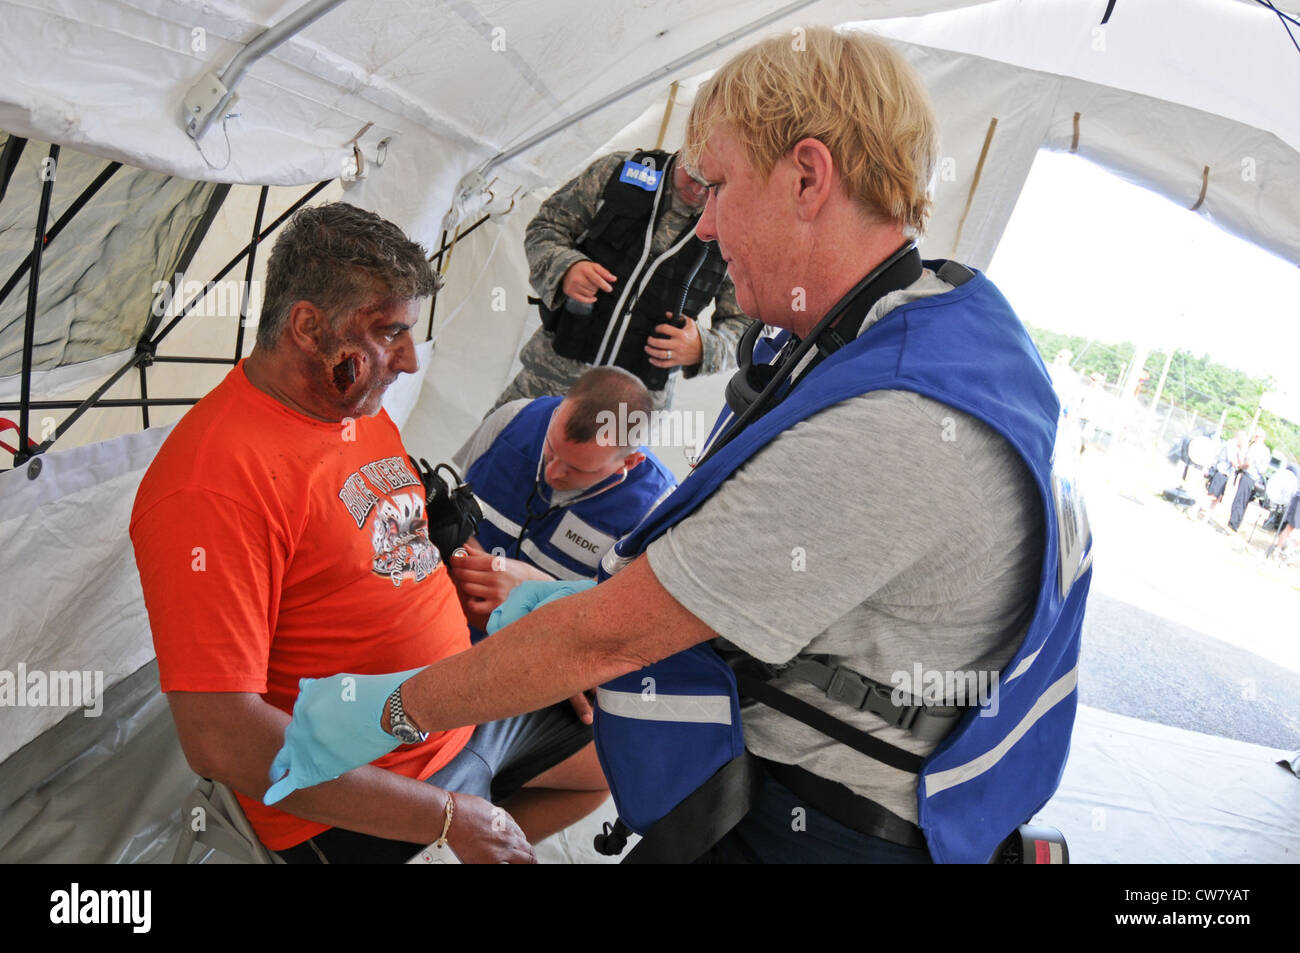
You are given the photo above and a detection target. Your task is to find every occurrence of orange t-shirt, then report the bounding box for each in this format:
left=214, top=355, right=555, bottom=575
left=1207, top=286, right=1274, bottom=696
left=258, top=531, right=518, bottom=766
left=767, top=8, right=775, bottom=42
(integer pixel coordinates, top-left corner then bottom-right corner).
left=130, top=362, right=473, bottom=850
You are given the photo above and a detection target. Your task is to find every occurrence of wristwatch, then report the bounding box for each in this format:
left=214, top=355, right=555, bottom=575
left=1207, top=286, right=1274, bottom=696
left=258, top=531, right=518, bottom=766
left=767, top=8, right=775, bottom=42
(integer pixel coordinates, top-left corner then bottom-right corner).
left=386, top=684, right=428, bottom=744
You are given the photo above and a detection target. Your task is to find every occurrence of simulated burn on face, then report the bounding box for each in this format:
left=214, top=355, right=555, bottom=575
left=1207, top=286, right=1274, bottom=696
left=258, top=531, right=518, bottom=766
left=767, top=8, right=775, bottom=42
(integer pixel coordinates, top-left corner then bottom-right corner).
left=332, top=353, right=360, bottom=393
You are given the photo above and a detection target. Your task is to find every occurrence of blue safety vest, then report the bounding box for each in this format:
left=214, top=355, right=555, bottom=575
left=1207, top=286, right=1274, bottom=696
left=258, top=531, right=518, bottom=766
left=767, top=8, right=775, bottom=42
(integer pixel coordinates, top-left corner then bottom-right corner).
left=466, top=396, right=676, bottom=582
left=594, top=265, right=1093, bottom=864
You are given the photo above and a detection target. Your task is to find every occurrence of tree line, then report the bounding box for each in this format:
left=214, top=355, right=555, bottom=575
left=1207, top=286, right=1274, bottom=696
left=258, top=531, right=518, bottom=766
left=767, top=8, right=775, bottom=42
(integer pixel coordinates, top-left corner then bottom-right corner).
left=1024, top=324, right=1299, bottom=461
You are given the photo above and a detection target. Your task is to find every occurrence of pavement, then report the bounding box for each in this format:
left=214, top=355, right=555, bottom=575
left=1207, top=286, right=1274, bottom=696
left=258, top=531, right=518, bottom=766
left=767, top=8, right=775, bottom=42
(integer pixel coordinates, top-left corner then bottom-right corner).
left=1075, top=443, right=1300, bottom=752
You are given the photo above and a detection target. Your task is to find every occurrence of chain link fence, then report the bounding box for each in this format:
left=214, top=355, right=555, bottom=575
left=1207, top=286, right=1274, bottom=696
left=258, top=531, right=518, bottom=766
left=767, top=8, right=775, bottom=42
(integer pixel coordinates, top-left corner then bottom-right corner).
left=1053, top=364, right=1221, bottom=455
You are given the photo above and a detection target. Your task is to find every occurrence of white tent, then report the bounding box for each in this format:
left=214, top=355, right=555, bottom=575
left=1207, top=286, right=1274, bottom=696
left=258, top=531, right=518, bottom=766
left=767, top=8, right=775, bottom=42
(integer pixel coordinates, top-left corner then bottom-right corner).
left=2, top=0, right=1298, bottom=862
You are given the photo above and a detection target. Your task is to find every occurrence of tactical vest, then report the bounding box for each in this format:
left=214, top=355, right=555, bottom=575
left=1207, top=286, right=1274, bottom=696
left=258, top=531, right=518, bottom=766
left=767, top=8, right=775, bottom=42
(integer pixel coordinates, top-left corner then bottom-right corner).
left=465, top=396, right=677, bottom=582
left=593, top=265, right=1094, bottom=863
left=539, top=150, right=729, bottom=392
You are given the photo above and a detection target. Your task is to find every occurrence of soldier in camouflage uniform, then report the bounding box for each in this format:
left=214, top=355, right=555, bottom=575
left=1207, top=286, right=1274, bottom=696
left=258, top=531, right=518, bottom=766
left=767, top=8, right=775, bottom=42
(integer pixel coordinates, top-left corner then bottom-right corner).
left=490, top=149, right=752, bottom=413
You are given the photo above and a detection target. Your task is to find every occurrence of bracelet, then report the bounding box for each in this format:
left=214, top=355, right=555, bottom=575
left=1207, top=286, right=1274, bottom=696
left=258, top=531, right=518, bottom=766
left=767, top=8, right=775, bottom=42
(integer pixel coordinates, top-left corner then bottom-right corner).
left=434, top=792, right=455, bottom=848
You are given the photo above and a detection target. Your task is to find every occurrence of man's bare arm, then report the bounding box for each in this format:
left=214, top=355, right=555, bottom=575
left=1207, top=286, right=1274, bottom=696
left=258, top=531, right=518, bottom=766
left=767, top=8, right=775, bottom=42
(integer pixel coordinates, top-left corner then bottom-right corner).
left=401, top=555, right=716, bottom=733
left=167, top=691, right=534, bottom=862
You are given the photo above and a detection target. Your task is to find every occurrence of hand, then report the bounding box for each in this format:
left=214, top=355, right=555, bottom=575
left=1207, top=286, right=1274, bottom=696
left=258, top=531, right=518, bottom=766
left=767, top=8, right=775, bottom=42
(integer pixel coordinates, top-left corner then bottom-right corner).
left=646, top=314, right=703, bottom=368
left=486, top=578, right=597, bottom=634
left=445, top=792, right=537, bottom=864
left=567, top=689, right=596, bottom=726
left=264, top=668, right=423, bottom=805
left=448, top=547, right=556, bottom=620
left=450, top=539, right=493, bottom=629
left=561, top=260, right=617, bottom=303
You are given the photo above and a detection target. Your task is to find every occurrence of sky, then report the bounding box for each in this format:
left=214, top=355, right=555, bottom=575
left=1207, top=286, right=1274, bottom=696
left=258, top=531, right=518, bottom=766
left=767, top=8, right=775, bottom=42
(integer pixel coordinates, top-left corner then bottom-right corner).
left=986, top=151, right=1300, bottom=403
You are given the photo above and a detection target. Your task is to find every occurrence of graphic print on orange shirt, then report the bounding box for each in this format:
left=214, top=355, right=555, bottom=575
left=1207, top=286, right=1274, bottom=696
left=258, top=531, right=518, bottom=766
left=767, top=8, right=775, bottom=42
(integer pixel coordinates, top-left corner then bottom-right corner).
left=337, top=454, right=440, bottom=587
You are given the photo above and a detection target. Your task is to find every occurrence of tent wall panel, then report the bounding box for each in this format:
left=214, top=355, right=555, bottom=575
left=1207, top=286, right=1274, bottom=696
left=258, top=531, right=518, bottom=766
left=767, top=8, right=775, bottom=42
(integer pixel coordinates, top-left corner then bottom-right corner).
left=0, top=135, right=222, bottom=376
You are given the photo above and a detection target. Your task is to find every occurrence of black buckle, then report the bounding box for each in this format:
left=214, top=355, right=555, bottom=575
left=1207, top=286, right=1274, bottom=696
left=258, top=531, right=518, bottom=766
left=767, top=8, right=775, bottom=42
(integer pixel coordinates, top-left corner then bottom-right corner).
left=826, top=667, right=870, bottom=710
left=826, top=665, right=923, bottom=731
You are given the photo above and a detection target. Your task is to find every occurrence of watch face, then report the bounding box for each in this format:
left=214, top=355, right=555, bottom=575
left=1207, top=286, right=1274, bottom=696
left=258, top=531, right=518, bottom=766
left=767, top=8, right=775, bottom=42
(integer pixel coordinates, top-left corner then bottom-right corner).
left=393, top=722, right=423, bottom=745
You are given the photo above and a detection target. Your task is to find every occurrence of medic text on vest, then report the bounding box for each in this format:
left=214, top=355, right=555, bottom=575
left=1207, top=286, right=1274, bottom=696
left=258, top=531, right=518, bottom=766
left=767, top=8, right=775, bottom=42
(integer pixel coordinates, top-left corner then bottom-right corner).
left=564, top=528, right=601, bottom=553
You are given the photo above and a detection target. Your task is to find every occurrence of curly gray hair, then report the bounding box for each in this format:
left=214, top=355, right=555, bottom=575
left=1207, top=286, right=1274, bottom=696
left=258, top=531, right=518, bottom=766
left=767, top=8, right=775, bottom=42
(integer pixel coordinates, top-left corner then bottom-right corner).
left=256, top=202, right=439, bottom=350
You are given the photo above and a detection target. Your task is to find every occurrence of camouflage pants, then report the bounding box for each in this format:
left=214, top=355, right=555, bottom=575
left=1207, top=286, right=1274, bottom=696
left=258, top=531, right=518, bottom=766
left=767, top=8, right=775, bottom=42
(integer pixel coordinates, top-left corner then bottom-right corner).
left=489, top=327, right=676, bottom=415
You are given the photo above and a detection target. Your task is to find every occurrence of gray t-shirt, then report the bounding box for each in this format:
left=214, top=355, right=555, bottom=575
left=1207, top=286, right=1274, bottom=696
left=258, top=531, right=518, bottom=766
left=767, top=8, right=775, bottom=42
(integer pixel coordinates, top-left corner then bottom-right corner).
left=644, top=271, right=1045, bottom=825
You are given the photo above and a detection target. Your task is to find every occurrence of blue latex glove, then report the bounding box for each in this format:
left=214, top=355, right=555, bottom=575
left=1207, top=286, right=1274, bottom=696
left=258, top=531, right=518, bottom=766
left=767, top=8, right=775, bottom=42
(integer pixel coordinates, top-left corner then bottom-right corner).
left=486, top=579, right=597, bottom=634
left=264, top=667, right=424, bottom=806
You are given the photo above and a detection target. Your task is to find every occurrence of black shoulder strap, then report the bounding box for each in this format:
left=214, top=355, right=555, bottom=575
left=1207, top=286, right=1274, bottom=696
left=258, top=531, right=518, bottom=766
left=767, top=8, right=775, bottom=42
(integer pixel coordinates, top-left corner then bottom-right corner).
left=735, top=672, right=925, bottom=774
left=816, top=245, right=923, bottom=355
left=621, top=752, right=764, bottom=864
left=617, top=658, right=928, bottom=863
left=620, top=673, right=925, bottom=864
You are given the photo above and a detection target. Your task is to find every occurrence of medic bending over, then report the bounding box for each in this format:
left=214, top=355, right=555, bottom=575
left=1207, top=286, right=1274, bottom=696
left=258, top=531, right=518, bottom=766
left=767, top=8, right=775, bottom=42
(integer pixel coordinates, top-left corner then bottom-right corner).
left=447, top=367, right=676, bottom=646
left=265, top=29, right=1092, bottom=864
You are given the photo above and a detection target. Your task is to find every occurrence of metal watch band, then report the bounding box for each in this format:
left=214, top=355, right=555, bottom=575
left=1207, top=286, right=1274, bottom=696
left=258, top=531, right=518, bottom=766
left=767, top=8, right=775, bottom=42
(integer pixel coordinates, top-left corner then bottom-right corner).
left=387, top=685, right=427, bottom=743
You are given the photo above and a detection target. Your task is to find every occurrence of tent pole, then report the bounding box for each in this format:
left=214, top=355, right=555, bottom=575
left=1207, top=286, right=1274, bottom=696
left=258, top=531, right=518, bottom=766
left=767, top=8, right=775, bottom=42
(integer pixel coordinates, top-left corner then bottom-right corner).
left=140, top=183, right=232, bottom=345
left=480, top=0, right=822, bottom=176
left=0, top=160, right=122, bottom=310
left=426, top=214, right=492, bottom=341
left=139, top=362, right=150, bottom=430
left=152, top=356, right=248, bottom=365
left=150, top=180, right=329, bottom=349
left=0, top=136, right=28, bottom=207
left=22, top=180, right=226, bottom=452
left=0, top=398, right=200, bottom=410
left=13, top=180, right=324, bottom=456
left=427, top=229, right=447, bottom=341
left=25, top=352, right=148, bottom=455
left=654, top=82, right=680, bottom=151
left=128, top=181, right=230, bottom=438
left=235, top=186, right=270, bottom=362
left=430, top=215, right=491, bottom=269
left=14, top=144, right=58, bottom=467
left=187, top=0, right=350, bottom=140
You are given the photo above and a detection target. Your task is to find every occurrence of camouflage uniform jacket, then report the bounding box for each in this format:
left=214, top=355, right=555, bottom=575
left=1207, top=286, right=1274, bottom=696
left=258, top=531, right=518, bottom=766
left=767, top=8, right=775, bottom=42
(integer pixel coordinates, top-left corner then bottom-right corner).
left=524, top=150, right=750, bottom=381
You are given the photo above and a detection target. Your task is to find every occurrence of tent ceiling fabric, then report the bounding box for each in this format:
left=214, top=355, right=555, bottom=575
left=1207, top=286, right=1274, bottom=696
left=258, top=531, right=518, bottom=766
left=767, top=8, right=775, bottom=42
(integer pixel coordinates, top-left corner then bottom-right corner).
left=893, top=39, right=1300, bottom=269
left=3, top=0, right=1296, bottom=266
left=872, top=0, right=1300, bottom=154
left=0, top=0, right=969, bottom=236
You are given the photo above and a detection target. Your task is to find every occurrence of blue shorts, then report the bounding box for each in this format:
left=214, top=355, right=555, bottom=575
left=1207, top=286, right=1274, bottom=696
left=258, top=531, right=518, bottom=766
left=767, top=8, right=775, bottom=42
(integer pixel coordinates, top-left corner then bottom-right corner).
left=427, top=700, right=592, bottom=803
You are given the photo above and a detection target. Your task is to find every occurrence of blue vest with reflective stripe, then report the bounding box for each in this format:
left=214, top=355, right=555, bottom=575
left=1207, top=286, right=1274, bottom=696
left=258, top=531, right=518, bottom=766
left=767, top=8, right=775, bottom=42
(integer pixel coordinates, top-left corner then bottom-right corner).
left=594, top=266, right=1093, bottom=863
left=466, top=396, right=676, bottom=581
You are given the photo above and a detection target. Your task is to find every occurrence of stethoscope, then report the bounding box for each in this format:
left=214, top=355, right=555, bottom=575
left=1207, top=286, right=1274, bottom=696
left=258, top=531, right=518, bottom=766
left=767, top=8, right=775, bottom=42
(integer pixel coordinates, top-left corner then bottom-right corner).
left=512, top=418, right=630, bottom=557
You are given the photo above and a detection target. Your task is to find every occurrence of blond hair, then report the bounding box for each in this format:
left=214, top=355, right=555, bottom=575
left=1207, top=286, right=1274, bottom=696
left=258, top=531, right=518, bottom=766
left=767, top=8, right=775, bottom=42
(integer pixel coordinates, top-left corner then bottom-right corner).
left=684, top=27, right=937, bottom=234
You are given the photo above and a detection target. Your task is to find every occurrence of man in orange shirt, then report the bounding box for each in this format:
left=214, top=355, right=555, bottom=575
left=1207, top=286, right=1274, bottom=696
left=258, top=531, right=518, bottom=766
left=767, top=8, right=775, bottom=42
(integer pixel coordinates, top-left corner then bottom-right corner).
left=130, top=203, right=606, bottom=863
